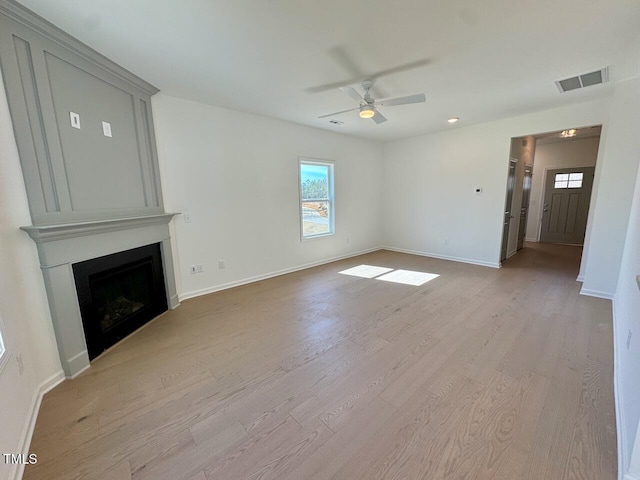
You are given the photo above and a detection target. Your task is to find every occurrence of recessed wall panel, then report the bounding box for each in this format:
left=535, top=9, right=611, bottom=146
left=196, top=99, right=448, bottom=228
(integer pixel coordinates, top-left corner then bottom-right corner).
left=44, top=53, right=146, bottom=211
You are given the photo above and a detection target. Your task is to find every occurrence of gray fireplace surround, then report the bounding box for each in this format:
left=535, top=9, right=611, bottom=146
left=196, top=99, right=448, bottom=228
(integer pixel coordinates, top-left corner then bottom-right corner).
left=1, top=2, right=181, bottom=377
left=21, top=215, right=179, bottom=377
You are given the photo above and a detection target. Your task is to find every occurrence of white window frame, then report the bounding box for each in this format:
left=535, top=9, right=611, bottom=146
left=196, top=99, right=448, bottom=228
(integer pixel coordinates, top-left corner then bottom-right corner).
left=298, top=158, right=335, bottom=240
left=0, top=315, right=9, bottom=375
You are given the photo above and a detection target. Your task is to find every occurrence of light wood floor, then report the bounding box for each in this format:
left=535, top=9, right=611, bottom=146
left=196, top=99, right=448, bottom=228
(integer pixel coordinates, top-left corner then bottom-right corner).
left=24, top=243, right=617, bottom=480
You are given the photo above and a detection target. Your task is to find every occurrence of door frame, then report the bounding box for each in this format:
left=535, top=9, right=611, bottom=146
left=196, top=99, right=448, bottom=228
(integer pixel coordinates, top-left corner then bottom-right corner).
left=517, top=163, right=533, bottom=250
left=500, top=157, right=519, bottom=263
left=535, top=164, right=595, bottom=243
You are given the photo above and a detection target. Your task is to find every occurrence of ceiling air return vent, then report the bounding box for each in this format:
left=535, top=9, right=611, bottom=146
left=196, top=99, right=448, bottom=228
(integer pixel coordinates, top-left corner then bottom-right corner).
left=555, top=67, right=609, bottom=93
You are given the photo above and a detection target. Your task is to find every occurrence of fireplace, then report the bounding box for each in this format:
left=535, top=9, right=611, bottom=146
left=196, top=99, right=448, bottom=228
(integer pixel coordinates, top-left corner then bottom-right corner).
left=73, top=244, right=168, bottom=360
left=21, top=214, right=179, bottom=377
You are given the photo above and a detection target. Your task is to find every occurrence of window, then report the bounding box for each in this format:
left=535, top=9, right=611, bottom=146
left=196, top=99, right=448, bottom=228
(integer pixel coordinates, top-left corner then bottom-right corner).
left=554, top=172, right=583, bottom=189
left=0, top=316, right=8, bottom=375
left=299, top=159, right=335, bottom=238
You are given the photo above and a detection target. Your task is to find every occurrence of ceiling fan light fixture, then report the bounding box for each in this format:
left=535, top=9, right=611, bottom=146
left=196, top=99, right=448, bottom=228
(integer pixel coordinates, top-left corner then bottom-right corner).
left=359, top=105, right=375, bottom=119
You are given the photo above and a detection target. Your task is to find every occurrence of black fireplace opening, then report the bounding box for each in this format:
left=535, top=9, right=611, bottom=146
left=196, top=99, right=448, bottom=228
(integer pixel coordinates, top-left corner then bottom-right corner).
left=73, top=243, right=168, bottom=360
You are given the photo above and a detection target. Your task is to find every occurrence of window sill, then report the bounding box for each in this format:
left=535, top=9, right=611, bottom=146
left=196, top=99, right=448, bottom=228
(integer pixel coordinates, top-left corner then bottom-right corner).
left=302, top=232, right=335, bottom=242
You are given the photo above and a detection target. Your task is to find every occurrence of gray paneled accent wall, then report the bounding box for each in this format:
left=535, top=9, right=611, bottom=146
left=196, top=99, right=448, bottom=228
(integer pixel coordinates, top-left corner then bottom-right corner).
left=0, top=0, right=163, bottom=225
left=0, top=0, right=180, bottom=377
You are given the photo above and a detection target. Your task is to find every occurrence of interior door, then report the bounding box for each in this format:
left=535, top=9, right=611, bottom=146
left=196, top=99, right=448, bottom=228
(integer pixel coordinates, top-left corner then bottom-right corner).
left=500, top=159, right=517, bottom=261
left=517, top=165, right=533, bottom=250
left=540, top=166, right=595, bottom=245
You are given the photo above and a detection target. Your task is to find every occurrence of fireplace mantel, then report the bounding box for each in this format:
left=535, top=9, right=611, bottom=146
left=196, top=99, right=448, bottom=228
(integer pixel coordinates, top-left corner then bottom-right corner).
left=21, top=214, right=180, bottom=377
left=21, top=214, right=178, bottom=243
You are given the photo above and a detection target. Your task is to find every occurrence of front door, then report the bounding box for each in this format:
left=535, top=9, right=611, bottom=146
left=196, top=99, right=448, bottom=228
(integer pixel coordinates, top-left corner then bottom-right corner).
left=540, top=166, right=595, bottom=245
left=500, top=159, right=517, bottom=261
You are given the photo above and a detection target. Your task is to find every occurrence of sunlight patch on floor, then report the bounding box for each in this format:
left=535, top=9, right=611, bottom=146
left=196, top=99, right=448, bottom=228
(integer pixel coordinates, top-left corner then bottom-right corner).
left=375, top=269, right=440, bottom=286
left=338, top=265, right=394, bottom=278
left=339, top=265, right=439, bottom=286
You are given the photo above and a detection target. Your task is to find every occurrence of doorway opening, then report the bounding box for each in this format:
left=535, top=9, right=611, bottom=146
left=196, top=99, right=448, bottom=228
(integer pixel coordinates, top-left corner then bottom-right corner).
left=500, top=125, right=601, bottom=264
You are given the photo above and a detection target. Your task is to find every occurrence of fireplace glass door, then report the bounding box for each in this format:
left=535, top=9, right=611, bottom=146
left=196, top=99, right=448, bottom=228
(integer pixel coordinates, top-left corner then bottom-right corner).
left=73, top=244, right=168, bottom=359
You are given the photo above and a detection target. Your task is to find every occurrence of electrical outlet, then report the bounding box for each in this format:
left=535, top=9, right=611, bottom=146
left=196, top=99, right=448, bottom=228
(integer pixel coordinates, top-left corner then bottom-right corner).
left=444, top=238, right=450, bottom=245
left=197, top=264, right=204, bottom=273
left=184, top=213, right=192, bottom=223
left=218, top=260, right=225, bottom=270
left=190, top=265, right=197, bottom=274
left=627, top=329, right=633, bottom=350
left=16, top=353, right=24, bottom=375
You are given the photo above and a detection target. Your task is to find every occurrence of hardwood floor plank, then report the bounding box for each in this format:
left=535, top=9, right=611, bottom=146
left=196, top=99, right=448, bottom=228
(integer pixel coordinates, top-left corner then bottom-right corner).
left=522, top=359, right=588, bottom=480
left=564, top=359, right=617, bottom=479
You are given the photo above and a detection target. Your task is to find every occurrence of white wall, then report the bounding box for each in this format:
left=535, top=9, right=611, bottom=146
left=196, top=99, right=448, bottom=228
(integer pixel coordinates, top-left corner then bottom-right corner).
left=152, top=95, right=384, bottom=299
left=382, top=98, right=611, bottom=268
left=526, top=136, right=600, bottom=242
left=612, top=121, right=640, bottom=477
left=581, top=78, right=640, bottom=298
left=0, top=71, right=63, bottom=480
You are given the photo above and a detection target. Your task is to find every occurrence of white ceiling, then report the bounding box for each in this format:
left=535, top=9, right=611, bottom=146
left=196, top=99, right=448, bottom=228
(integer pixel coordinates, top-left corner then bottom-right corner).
left=16, top=0, right=640, bottom=142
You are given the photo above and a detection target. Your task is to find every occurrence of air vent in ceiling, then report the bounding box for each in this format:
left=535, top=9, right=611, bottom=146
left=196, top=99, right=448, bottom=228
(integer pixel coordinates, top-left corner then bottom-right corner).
left=328, top=120, right=344, bottom=125
left=555, top=67, right=609, bottom=93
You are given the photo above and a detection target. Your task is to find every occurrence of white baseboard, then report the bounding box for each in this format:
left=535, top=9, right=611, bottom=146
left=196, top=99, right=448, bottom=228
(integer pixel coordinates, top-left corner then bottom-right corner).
left=525, top=237, right=538, bottom=242
left=382, top=246, right=501, bottom=269
left=580, top=287, right=615, bottom=300
left=11, top=369, right=65, bottom=480
left=179, top=247, right=382, bottom=301
left=577, top=274, right=585, bottom=282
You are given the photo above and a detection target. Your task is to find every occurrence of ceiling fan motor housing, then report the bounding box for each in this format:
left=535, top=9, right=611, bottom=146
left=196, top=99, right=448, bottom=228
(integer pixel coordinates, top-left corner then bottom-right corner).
left=359, top=105, right=376, bottom=118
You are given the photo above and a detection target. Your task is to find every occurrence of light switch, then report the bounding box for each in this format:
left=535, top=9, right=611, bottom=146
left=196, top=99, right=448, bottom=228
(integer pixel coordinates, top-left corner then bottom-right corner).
left=70, top=111, right=81, bottom=129
left=102, top=121, right=112, bottom=137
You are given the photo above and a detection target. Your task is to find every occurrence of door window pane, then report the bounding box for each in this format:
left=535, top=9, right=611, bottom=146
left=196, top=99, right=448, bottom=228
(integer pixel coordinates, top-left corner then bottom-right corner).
left=555, top=172, right=584, bottom=189
left=568, top=172, right=583, bottom=188
left=554, top=173, right=569, bottom=189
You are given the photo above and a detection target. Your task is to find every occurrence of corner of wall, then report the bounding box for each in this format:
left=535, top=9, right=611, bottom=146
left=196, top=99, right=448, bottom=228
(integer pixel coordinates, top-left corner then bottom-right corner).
left=10, top=370, right=64, bottom=480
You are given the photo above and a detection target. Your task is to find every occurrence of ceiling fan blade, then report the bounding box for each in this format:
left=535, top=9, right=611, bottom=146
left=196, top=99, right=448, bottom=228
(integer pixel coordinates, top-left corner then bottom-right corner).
left=369, top=59, right=430, bottom=80
left=371, top=110, right=387, bottom=124
left=307, top=78, right=363, bottom=94
left=318, top=106, right=361, bottom=119
left=306, top=54, right=430, bottom=94
left=328, top=46, right=365, bottom=79
left=339, top=86, right=364, bottom=104
left=379, top=93, right=426, bottom=107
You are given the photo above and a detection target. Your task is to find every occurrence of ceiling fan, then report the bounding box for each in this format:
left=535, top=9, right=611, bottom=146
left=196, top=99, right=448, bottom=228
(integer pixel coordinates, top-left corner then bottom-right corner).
left=319, top=79, right=426, bottom=124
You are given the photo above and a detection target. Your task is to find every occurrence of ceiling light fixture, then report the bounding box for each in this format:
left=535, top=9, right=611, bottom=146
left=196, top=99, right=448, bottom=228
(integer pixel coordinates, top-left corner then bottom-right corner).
left=448, top=117, right=459, bottom=123
left=560, top=129, right=577, bottom=138
left=359, top=105, right=375, bottom=119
